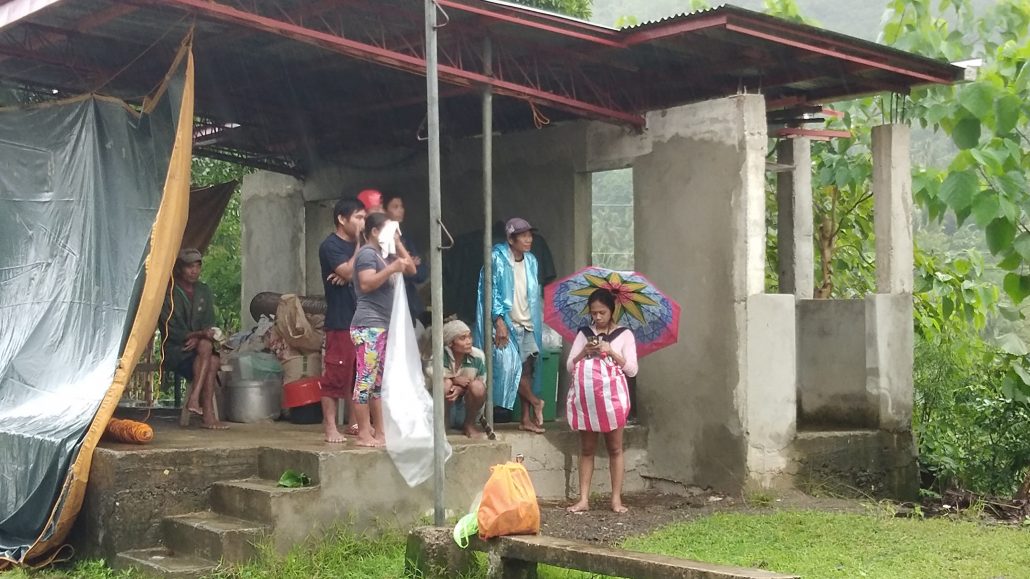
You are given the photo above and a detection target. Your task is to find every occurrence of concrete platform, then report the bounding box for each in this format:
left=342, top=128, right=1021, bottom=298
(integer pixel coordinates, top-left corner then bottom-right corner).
left=72, top=415, right=649, bottom=576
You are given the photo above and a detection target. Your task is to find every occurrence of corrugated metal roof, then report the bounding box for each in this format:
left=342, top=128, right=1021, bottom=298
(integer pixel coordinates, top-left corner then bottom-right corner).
left=0, top=0, right=965, bottom=175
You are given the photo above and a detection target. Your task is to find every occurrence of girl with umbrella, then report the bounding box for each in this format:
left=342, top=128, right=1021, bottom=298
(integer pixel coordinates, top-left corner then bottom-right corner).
left=565, top=288, right=638, bottom=513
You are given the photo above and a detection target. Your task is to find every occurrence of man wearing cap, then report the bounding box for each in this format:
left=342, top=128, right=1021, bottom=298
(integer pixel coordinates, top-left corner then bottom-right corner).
left=474, top=217, right=546, bottom=433
left=159, top=248, right=226, bottom=429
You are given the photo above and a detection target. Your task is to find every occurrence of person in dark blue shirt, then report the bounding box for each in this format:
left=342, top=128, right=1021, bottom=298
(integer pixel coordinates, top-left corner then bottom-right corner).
left=317, top=197, right=366, bottom=443
left=383, top=193, right=429, bottom=325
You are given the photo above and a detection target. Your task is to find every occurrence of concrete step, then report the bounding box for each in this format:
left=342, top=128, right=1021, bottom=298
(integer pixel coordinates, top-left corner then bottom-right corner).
left=209, top=477, right=319, bottom=524
left=162, top=511, right=270, bottom=564
left=257, top=447, right=323, bottom=484
left=114, top=547, right=218, bottom=579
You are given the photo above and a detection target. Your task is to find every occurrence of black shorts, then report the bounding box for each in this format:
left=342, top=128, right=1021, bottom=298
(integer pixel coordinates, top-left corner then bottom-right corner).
left=173, top=351, right=220, bottom=382
left=174, top=353, right=197, bottom=381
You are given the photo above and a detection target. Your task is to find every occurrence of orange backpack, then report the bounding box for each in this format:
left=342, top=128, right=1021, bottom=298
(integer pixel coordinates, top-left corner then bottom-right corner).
left=477, top=461, right=541, bottom=539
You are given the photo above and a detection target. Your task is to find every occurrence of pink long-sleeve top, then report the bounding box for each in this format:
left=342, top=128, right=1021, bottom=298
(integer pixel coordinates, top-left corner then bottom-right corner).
left=566, top=325, right=638, bottom=377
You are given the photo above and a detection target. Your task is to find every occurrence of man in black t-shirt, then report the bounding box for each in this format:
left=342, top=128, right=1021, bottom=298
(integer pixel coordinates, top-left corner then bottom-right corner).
left=318, top=197, right=366, bottom=443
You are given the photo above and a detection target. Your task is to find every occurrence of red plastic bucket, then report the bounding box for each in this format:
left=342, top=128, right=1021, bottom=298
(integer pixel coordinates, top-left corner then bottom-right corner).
left=282, top=376, right=322, bottom=409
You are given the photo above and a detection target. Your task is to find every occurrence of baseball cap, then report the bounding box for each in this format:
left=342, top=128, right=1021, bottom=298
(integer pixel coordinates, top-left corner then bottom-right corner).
left=505, top=217, right=536, bottom=237
left=177, top=248, right=202, bottom=264
left=357, top=189, right=383, bottom=210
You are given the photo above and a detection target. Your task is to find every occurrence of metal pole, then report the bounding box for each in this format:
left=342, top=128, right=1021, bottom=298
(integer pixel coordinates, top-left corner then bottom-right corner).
left=425, top=0, right=446, bottom=527
left=482, top=36, right=494, bottom=431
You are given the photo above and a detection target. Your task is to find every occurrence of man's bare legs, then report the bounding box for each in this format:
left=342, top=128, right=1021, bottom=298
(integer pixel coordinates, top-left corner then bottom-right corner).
left=186, top=342, right=212, bottom=415
left=321, top=396, right=345, bottom=443
left=195, top=342, right=227, bottom=429
left=567, top=431, right=598, bottom=512
left=517, top=357, right=545, bottom=433
left=463, top=379, right=487, bottom=438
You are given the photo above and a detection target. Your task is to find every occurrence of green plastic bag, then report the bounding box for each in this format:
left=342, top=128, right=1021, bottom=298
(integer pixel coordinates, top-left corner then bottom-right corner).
left=453, top=512, right=478, bottom=549
left=277, top=469, right=311, bottom=488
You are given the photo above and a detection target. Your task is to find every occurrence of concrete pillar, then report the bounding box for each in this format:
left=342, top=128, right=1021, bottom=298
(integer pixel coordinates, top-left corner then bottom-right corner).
left=745, top=294, right=797, bottom=488
left=240, top=171, right=306, bottom=324
left=872, top=124, right=913, bottom=294
left=633, top=95, right=768, bottom=491
left=775, top=137, right=814, bottom=298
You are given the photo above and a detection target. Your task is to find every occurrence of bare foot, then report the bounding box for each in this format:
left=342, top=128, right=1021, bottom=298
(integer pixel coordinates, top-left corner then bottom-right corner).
left=531, top=399, right=546, bottom=427
left=611, top=501, right=628, bottom=513
left=356, top=436, right=384, bottom=448
left=345, top=424, right=360, bottom=436
left=463, top=424, right=486, bottom=439
left=518, top=422, right=545, bottom=434
left=201, top=421, right=229, bottom=430
left=567, top=501, right=589, bottom=513
left=186, top=403, right=203, bottom=416
left=324, top=427, right=346, bottom=444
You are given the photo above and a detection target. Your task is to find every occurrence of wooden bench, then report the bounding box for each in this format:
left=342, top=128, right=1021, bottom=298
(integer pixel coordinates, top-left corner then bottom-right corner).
left=406, top=527, right=800, bottom=579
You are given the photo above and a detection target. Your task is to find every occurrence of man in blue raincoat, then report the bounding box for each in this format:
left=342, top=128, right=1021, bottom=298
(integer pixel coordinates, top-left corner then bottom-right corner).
left=475, top=217, right=546, bottom=433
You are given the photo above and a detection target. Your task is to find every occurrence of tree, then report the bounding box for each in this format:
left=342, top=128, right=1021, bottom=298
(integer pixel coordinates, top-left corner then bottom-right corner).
left=510, top=0, right=591, bottom=19
left=191, top=157, right=250, bottom=332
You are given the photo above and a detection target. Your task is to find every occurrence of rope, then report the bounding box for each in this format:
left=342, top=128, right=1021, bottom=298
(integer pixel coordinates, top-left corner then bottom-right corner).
left=103, top=418, right=154, bottom=444
left=92, top=14, right=192, bottom=95
left=529, top=101, right=550, bottom=129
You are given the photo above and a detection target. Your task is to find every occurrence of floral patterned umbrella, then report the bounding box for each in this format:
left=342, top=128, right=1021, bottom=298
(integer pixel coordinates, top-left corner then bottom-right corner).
left=544, top=266, right=681, bottom=358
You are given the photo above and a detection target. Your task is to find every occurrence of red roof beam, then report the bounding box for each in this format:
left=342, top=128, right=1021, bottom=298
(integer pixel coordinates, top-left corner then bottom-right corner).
left=435, top=0, right=625, bottom=48
left=773, top=127, right=851, bottom=140
left=621, top=15, right=729, bottom=45
left=134, top=0, right=644, bottom=127
left=724, top=21, right=955, bottom=85
left=441, top=0, right=621, bottom=38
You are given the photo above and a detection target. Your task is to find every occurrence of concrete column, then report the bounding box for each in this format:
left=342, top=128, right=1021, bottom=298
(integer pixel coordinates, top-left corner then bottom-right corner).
left=240, top=171, right=306, bottom=324
left=633, top=95, right=767, bottom=491
left=775, top=137, right=814, bottom=298
left=872, top=124, right=913, bottom=294
left=745, top=294, right=797, bottom=488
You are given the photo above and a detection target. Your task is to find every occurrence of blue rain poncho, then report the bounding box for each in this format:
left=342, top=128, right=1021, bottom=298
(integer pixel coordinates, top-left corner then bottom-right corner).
left=474, top=243, right=543, bottom=410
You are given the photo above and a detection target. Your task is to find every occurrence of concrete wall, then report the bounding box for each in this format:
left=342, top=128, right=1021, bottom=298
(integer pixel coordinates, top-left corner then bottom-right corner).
left=631, top=95, right=769, bottom=491
left=796, top=299, right=877, bottom=429
left=301, top=123, right=593, bottom=299
left=240, top=172, right=305, bottom=324
left=505, top=426, right=649, bottom=499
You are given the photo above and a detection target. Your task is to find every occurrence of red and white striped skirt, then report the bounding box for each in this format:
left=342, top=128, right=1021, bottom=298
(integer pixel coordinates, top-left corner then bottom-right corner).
left=566, top=357, right=630, bottom=433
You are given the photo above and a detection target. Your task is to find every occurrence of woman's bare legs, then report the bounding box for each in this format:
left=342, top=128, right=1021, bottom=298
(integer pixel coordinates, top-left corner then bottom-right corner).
left=567, top=431, right=598, bottom=512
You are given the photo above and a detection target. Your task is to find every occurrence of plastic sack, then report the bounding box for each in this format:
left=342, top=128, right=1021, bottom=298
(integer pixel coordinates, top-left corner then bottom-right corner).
left=274, top=294, right=324, bottom=354
left=382, top=272, right=451, bottom=487
left=542, top=325, right=563, bottom=351
left=477, top=462, right=541, bottom=539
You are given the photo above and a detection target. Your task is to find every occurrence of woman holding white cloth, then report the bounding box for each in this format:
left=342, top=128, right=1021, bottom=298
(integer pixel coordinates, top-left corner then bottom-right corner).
left=350, top=212, right=415, bottom=447
left=565, top=288, right=638, bottom=513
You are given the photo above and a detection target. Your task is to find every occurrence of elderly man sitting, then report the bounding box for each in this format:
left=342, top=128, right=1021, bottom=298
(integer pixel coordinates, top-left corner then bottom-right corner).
left=425, top=320, right=487, bottom=438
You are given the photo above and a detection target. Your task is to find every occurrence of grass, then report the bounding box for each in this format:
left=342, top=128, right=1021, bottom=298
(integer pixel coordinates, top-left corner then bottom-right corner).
left=11, top=511, right=1030, bottom=579
left=622, top=510, right=1030, bottom=578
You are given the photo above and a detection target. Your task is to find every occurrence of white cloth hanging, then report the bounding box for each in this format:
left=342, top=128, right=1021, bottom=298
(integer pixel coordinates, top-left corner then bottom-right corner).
left=382, top=270, right=451, bottom=486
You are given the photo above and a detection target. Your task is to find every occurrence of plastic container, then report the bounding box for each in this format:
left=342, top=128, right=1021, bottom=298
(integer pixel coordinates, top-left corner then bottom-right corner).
left=513, top=347, right=559, bottom=423
left=226, top=378, right=282, bottom=423
left=232, top=352, right=282, bottom=381
left=289, top=402, right=323, bottom=425
left=282, top=376, right=322, bottom=409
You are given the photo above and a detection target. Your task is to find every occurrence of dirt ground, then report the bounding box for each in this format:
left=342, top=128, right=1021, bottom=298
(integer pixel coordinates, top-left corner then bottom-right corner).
left=538, top=489, right=867, bottom=545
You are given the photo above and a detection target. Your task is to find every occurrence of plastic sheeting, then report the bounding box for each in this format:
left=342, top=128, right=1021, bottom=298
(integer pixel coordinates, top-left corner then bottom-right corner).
left=382, top=272, right=451, bottom=487
left=0, top=42, right=193, bottom=564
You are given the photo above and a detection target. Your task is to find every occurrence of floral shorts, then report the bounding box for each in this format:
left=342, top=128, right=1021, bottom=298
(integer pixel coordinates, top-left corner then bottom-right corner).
left=351, top=326, right=388, bottom=404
